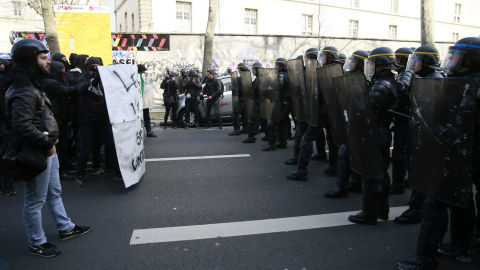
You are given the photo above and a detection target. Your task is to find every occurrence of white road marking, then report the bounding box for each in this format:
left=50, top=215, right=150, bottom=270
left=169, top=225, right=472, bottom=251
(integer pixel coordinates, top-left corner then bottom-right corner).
left=145, top=154, right=251, bottom=162
left=130, top=206, right=409, bottom=245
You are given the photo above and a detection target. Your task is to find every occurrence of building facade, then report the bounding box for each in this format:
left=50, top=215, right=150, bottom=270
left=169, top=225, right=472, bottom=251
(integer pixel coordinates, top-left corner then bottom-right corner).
left=115, top=0, right=480, bottom=42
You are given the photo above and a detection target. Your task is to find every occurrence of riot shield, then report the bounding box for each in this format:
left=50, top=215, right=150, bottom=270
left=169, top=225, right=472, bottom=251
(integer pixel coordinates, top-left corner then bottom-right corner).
left=231, top=71, right=239, bottom=114
left=305, top=59, right=319, bottom=126
left=409, top=78, right=476, bottom=207
left=240, top=70, right=255, bottom=117
left=333, top=73, right=384, bottom=179
left=317, top=64, right=346, bottom=146
left=258, top=68, right=281, bottom=121
left=177, top=76, right=185, bottom=95
left=287, top=59, right=307, bottom=121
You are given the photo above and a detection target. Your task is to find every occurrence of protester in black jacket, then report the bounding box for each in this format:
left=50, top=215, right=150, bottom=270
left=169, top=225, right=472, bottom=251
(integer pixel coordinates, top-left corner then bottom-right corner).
left=74, top=57, right=109, bottom=187
left=42, top=60, right=76, bottom=180
left=200, top=69, right=222, bottom=129
left=182, top=70, right=202, bottom=128
left=161, top=73, right=179, bottom=129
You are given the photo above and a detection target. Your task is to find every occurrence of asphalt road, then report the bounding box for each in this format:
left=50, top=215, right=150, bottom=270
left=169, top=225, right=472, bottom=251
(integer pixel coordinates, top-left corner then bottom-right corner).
left=1, top=125, right=479, bottom=270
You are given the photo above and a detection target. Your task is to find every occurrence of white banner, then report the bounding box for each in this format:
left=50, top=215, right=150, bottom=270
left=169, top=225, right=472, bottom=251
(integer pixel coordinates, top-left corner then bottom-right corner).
left=142, top=74, right=155, bottom=109
left=99, top=65, right=145, bottom=188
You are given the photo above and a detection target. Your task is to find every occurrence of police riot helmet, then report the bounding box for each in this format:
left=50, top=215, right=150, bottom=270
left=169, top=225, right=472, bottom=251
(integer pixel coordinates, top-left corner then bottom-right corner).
left=365, top=47, right=402, bottom=77
left=11, top=39, right=49, bottom=66
left=252, top=62, right=263, bottom=76
left=406, top=46, right=442, bottom=73
left=305, top=48, right=319, bottom=60
left=180, top=68, right=188, bottom=76
left=339, top=53, right=347, bottom=63
left=237, top=62, right=248, bottom=71
left=394, top=47, right=414, bottom=67
left=227, top=66, right=232, bottom=70
left=297, top=55, right=304, bottom=60
left=319, top=46, right=340, bottom=65
left=441, top=37, right=480, bottom=71
left=188, top=69, right=196, bottom=77
left=344, top=50, right=368, bottom=73
left=275, top=58, right=287, bottom=69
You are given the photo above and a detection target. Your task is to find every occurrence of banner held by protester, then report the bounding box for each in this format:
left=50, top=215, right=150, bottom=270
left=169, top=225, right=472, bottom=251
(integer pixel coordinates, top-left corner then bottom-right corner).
left=98, top=65, right=145, bottom=188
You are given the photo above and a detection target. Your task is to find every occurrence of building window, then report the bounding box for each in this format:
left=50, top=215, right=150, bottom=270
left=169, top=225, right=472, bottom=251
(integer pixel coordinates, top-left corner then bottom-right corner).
left=132, top=14, right=135, bottom=31
left=245, top=9, right=257, bottom=34
left=454, top=3, right=461, bottom=23
left=125, top=12, right=128, bottom=32
left=13, top=1, right=22, bottom=16
left=119, top=24, right=122, bottom=32
left=453, top=32, right=459, bottom=41
left=349, top=20, right=358, bottom=38
left=389, top=25, right=397, bottom=39
left=176, top=1, right=192, bottom=32
left=302, top=15, right=313, bottom=36
left=390, top=0, right=398, bottom=14
left=351, top=0, right=359, bottom=8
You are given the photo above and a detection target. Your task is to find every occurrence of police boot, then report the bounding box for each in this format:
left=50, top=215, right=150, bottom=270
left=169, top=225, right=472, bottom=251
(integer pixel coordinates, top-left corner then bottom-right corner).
left=242, top=137, right=256, bottom=143
left=262, top=145, right=276, bottom=151
left=229, top=130, right=241, bottom=136
left=324, top=186, right=348, bottom=198
left=287, top=163, right=308, bottom=181
left=348, top=211, right=377, bottom=225
left=395, top=256, right=439, bottom=270
left=284, top=156, right=298, bottom=165
left=394, top=208, right=423, bottom=225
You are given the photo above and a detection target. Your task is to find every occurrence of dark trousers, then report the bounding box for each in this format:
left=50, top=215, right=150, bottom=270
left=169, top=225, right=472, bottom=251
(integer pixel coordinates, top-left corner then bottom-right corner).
left=164, top=103, right=178, bottom=125
left=392, top=118, right=409, bottom=187
left=57, top=124, right=70, bottom=171
left=76, top=123, right=104, bottom=178
left=143, top=109, right=152, bottom=133
left=185, top=98, right=200, bottom=126
left=277, top=99, right=292, bottom=145
left=416, top=196, right=476, bottom=257
left=247, top=103, right=260, bottom=138
left=205, top=99, right=222, bottom=127
left=335, top=144, right=362, bottom=188
left=233, top=99, right=248, bottom=131
left=299, top=122, right=325, bottom=169
left=292, top=121, right=308, bottom=157
left=362, top=127, right=392, bottom=216
left=104, top=123, right=120, bottom=176
left=325, top=121, right=338, bottom=167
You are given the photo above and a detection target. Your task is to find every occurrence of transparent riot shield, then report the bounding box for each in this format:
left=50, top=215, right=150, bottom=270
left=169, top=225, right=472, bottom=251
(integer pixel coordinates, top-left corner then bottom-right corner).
left=258, top=69, right=281, bottom=121
left=231, top=71, right=239, bottom=114
left=287, top=58, right=307, bottom=121
left=409, top=78, right=476, bottom=207
left=317, top=64, right=346, bottom=146
left=333, top=73, right=384, bottom=179
left=240, top=70, right=255, bottom=117
left=305, top=59, right=319, bottom=126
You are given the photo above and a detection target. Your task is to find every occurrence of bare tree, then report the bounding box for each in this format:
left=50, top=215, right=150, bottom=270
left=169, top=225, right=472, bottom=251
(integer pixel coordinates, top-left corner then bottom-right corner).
left=202, top=0, right=218, bottom=77
left=420, top=0, right=435, bottom=46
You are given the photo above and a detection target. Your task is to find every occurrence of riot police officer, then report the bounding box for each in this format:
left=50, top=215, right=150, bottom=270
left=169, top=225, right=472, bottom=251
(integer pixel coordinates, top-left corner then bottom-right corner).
left=229, top=63, right=249, bottom=136
left=183, top=70, right=202, bottom=129
left=263, top=58, right=291, bottom=151
left=243, top=62, right=263, bottom=143
left=324, top=50, right=368, bottom=198
left=396, top=37, right=480, bottom=270
left=390, top=47, right=414, bottom=195
left=393, top=45, right=444, bottom=225
left=348, top=47, right=402, bottom=225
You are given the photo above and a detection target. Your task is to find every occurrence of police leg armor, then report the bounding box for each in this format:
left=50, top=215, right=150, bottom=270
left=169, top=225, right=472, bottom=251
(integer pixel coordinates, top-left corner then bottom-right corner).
left=262, top=120, right=277, bottom=151
left=285, top=121, right=308, bottom=165
left=390, top=118, right=409, bottom=194
left=276, top=98, right=291, bottom=148
left=243, top=113, right=259, bottom=143
left=347, top=172, right=363, bottom=194
left=240, top=99, right=249, bottom=133
left=323, top=120, right=338, bottom=176
left=394, top=189, right=426, bottom=224
left=287, top=125, right=321, bottom=181
left=324, top=144, right=349, bottom=198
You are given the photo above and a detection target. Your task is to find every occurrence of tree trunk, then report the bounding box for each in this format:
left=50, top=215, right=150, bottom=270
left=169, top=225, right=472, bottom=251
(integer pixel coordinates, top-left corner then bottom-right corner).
left=420, top=0, right=435, bottom=46
left=202, top=0, right=218, bottom=77
left=41, top=0, right=61, bottom=55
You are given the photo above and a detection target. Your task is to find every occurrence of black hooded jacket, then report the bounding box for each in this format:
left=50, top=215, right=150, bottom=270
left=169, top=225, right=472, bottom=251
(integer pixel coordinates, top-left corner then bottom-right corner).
left=75, top=57, right=108, bottom=125
left=42, top=61, right=75, bottom=125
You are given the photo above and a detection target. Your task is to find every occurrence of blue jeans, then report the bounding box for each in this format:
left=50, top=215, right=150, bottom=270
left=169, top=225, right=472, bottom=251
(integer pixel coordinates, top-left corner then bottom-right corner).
left=24, top=154, right=74, bottom=246
left=205, top=99, right=222, bottom=127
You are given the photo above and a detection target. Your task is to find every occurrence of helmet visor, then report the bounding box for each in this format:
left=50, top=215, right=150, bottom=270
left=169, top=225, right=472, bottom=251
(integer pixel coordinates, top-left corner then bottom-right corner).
left=344, top=56, right=359, bottom=72
left=406, top=54, right=423, bottom=73
left=441, top=48, right=465, bottom=71
left=319, top=52, right=328, bottom=66
left=364, top=58, right=375, bottom=77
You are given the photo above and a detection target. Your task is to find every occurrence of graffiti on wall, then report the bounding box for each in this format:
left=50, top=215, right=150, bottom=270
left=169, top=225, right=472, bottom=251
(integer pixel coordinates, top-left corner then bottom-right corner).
left=112, top=51, right=135, bottom=64
left=111, top=34, right=170, bottom=51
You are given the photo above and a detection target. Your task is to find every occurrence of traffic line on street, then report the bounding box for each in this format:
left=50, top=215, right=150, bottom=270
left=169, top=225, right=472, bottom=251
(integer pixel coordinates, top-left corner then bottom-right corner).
left=130, top=206, right=409, bottom=245
left=145, top=154, right=251, bottom=162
